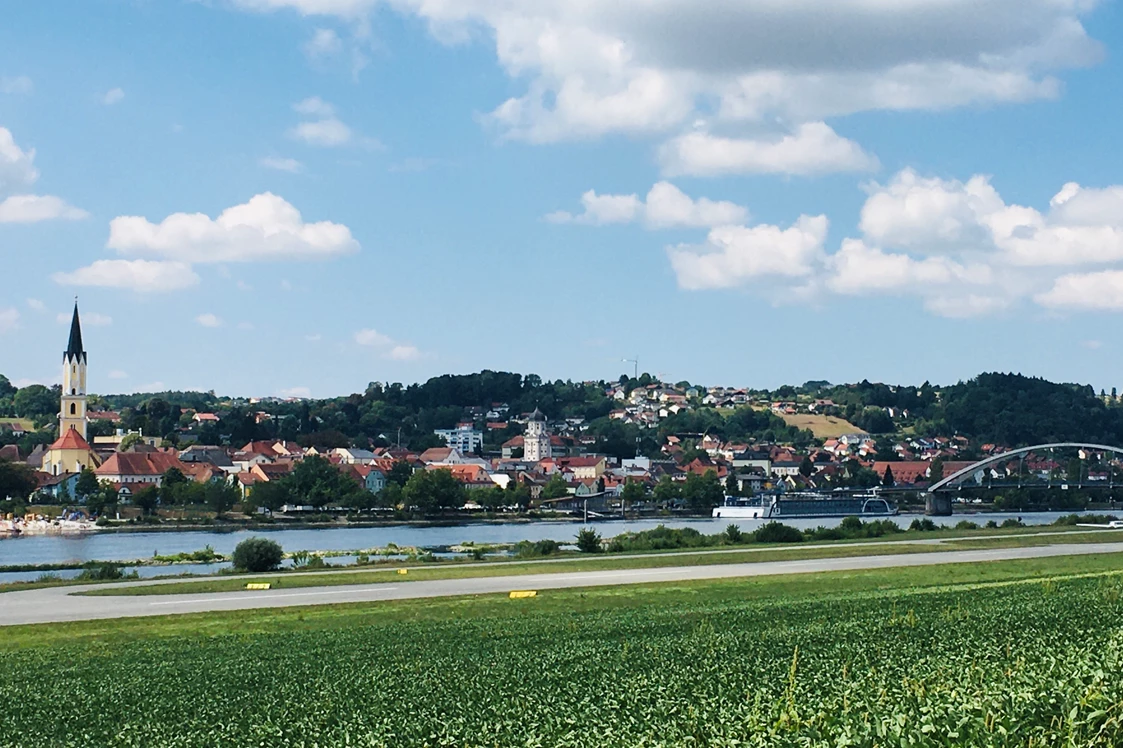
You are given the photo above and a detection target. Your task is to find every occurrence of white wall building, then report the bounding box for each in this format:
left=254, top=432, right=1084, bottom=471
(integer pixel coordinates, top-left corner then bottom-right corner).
left=434, top=426, right=483, bottom=454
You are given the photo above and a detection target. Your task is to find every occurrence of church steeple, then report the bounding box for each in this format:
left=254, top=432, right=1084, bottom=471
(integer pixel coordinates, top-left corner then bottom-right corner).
left=60, top=299, right=88, bottom=440
left=65, top=300, right=86, bottom=363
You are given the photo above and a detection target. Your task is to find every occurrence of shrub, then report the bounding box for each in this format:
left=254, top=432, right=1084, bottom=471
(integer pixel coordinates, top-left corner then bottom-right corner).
left=576, top=528, right=602, bottom=553
left=909, top=518, right=939, bottom=532
left=77, top=562, right=128, bottom=581
left=1000, top=518, right=1025, bottom=528
left=986, top=520, right=999, bottom=529
left=724, top=524, right=744, bottom=544
left=955, top=520, right=980, bottom=530
left=513, top=539, right=562, bottom=558
left=753, top=522, right=803, bottom=543
left=232, top=537, right=284, bottom=572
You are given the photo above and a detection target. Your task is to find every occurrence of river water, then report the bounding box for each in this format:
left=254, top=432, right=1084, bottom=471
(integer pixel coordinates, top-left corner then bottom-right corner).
left=0, top=511, right=1102, bottom=581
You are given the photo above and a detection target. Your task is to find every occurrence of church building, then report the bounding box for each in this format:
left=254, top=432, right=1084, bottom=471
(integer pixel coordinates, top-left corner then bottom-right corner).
left=42, top=303, right=99, bottom=476
left=523, top=408, right=553, bottom=462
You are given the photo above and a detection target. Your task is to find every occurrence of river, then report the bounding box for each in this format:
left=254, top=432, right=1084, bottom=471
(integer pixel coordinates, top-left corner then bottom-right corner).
left=0, top=511, right=1102, bottom=581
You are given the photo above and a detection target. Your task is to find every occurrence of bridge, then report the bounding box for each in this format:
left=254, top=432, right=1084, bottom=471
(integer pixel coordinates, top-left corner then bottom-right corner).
left=923, top=442, right=1123, bottom=515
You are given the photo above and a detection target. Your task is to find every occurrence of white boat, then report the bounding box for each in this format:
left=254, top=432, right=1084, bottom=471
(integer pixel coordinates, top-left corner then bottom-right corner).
left=713, top=491, right=898, bottom=520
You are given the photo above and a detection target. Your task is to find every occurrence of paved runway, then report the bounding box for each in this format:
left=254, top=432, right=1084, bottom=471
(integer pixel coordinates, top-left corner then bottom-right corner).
left=3, top=541, right=1122, bottom=627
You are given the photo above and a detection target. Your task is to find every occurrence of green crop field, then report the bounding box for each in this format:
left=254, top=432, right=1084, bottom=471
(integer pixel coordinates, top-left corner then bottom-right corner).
left=4, top=560, right=1123, bottom=746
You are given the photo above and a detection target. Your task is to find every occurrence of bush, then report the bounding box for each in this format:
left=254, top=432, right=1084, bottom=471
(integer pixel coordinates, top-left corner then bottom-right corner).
left=985, top=520, right=999, bottom=529
left=753, top=522, right=803, bottom=543
left=724, top=524, right=744, bottom=544
left=576, top=528, right=602, bottom=553
left=77, top=562, right=130, bottom=581
left=909, top=518, right=939, bottom=532
left=955, top=520, right=980, bottom=530
left=1000, top=518, right=1025, bottom=528
left=232, top=537, right=284, bottom=572
left=513, top=539, right=561, bottom=558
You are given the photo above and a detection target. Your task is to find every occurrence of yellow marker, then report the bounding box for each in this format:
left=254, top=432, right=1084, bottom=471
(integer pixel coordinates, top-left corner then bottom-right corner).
left=245, top=583, right=271, bottom=590
left=509, top=590, right=537, bottom=599
left=397, top=569, right=408, bottom=575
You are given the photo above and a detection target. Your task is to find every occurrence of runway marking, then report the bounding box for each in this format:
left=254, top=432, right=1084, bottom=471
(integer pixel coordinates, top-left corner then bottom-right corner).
left=148, top=587, right=399, bottom=606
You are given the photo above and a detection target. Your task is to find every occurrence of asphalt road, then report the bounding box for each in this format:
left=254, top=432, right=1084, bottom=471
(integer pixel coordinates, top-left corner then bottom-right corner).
left=3, top=541, right=1123, bottom=627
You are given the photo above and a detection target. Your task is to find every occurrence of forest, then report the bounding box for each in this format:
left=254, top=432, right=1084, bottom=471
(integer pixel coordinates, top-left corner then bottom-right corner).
left=3, top=370, right=1123, bottom=455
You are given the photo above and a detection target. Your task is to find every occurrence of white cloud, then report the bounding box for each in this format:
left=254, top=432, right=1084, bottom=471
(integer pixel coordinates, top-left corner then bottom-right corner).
left=53, top=259, right=201, bottom=293
left=291, top=118, right=352, bottom=146
left=354, top=328, right=392, bottom=346
left=57, top=311, right=112, bottom=326
left=826, top=239, right=992, bottom=295
left=0, top=195, right=88, bottom=223
left=305, top=333, right=322, bottom=342
left=0, top=308, right=18, bottom=333
left=1082, top=339, right=1103, bottom=350
left=0, top=127, right=40, bottom=193
left=107, top=193, right=359, bottom=263
left=659, top=124, right=879, bottom=177
left=237, top=321, right=255, bottom=330
left=550, top=181, right=746, bottom=229
left=290, top=97, right=353, bottom=146
left=279, top=386, right=312, bottom=398
left=1036, top=270, right=1123, bottom=311
left=229, top=1, right=1100, bottom=145
left=293, top=96, right=335, bottom=117
left=354, top=328, right=423, bottom=360
left=136, top=381, right=166, bottom=393
left=387, top=345, right=421, bottom=361
left=102, top=88, right=125, bottom=105
left=303, top=28, right=342, bottom=60
left=668, top=215, right=829, bottom=290
left=26, top=298, right=44, bottom=312
left=0, top=76, right=32, bottom=95
left=196, top=313, right=223, bottom=328
left=108, top=370, right=128, bottom=380
left=0, top=127, right=87, bottom=222
left=260, top=156, right=303, bottom=173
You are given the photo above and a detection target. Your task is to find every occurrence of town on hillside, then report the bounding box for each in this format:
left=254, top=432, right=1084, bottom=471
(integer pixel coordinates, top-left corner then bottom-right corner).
left=3, top=304, right=1123, bottom=527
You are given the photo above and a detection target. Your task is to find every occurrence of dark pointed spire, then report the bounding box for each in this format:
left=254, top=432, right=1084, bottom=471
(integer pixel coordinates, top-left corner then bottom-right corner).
left=65, top=300, right=85, bottom=362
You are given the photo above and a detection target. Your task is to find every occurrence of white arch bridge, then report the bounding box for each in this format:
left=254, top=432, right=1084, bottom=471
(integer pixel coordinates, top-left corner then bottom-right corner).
left=923, top=442, right=1123, bottom=515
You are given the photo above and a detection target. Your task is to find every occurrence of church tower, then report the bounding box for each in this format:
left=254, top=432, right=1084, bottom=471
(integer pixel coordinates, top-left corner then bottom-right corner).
left=60, top=301, right=88, bottom=440
left=524, top=408, right=552, bottom=462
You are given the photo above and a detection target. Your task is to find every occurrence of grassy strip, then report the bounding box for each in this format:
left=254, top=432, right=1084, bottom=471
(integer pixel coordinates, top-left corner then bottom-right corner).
left=4, top=552, right=1122, bottom=650
left=78, top=529, right=1123, bottom=597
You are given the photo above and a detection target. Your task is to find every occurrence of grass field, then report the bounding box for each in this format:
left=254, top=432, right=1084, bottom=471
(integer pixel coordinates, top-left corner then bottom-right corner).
left=778, top=413, right=862, bottom=437
left=67, top=527, right=1123, bottom=597
left=4, top=554, right=1123, bottom=746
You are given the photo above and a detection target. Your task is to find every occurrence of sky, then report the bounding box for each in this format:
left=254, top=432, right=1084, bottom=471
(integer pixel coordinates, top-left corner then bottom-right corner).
left=4, top=0, right=1123, bottom=397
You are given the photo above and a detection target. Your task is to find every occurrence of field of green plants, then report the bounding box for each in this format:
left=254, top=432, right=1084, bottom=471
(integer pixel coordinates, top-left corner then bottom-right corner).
left=4, top=572, right=1123, bottom=746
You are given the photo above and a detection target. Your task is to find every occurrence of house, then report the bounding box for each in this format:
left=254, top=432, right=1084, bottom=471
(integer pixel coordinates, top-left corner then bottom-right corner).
left=35, top=471, right=80, bottom=500
left=341, top=464, right=387, bottom=494
left=333, top=447, right=378, bottom=465
left=439, top=463, right=497, bottom=489
left=41, top=427, right=100, bottom=477
left=770, top=459, right=802, bottom=478
left=193, top=413, right=220, bottom=424
left=95, top=450, right=188, bottom=486
left=543, top=456, right=606, bottom=480
left=872, top=461, right=931, bottom=485
left=419, top=447, right=466, bottom=465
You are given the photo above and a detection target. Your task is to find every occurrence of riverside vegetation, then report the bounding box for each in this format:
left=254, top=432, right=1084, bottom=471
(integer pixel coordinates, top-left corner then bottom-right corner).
left=3, top=558, right=1123, bottom=746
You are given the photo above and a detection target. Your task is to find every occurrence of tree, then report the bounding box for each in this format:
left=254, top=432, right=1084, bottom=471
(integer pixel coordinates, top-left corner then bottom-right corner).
left=287, top=455, right=362, bottom=508
left=653, top=476, right=681, bottom=506
left=1113, top=387, right=1118, bottom=401
left=681, top=471, right=723, bottom=512
left=86, top=481, right=118, bottom=517
left=13, top=385, right=57, bottom=420
left=928, top=457, right=944, bottom=485
left=620, top=479, right=646, bottom=507
left=118, top=432, right=143, bottom=451
left=0, top=458, right=39, bottom=501
left=204, top=480, right=239, bottom=517
left=576, top=527, right=602, bottom=553
left=75, top=467, right=100, bottom=503
left=724, top=523, right=744, bottom=543
left=541, top=473, right=570, bottom=500
left=724, top=472, right=739, bottom=497
left=250, top=480, right=292, bottom=513
left=132, top=485, right=160, bottom=515
left=799, top=456, right=814, bottom=477
left=882, top=465, right=895, bottom=487
left=159, top=467, right=189, bottom=505
left=387, top=460, right=413, bottom=487
left=231, top=537, right=283, bottom=572
left=402, top=468, right=466, bottom=513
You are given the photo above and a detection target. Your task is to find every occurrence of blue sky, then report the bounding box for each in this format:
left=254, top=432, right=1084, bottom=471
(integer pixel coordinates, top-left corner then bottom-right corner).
left=4, top=0, right=1123, bottom=397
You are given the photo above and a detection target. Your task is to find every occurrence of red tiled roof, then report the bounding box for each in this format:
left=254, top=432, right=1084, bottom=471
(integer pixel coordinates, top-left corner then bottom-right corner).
left=49, top=427, right=92, bottom=452
left=96, top=451, right=186, bottom=478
